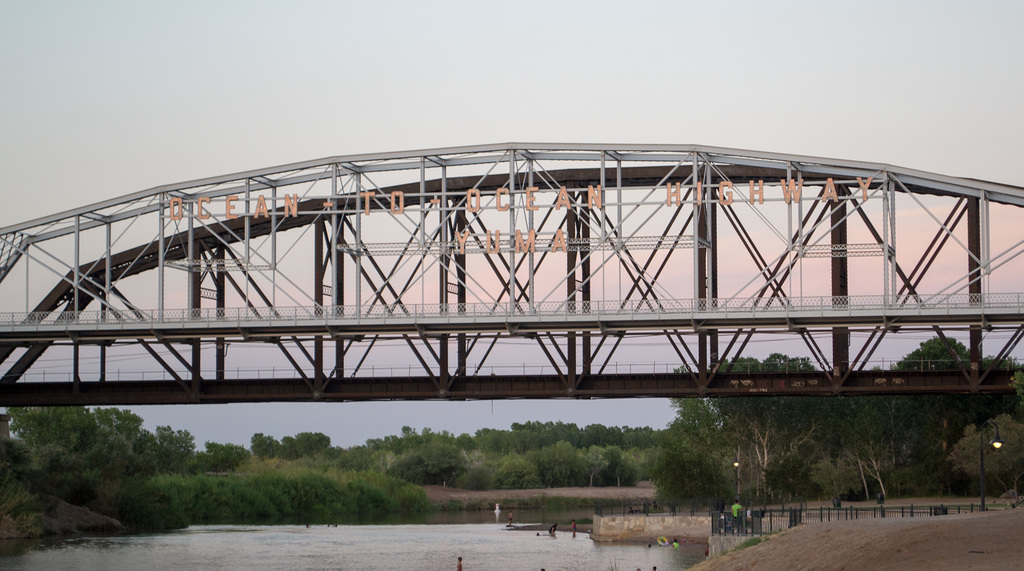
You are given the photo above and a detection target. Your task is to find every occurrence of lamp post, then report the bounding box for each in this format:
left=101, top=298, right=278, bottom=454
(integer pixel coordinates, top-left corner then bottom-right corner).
left=733, top=456, right=740, bottom=500
left=979, top=419, right=1003, bottom=511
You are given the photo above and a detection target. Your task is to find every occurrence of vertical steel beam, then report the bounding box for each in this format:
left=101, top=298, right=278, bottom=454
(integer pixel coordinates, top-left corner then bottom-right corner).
left=567, top=190, right=578, bottom=386
left=831, top=187, right=850, bottom=379
left=695, top=158, right=708, bottom=384
left=73, top=342, right=80, bottom=391
left=439, top=164, right=449, bottom=387
left=581, top=189, right=592, bottom=377
left=508, top=151, right=516, bottom=314
left=528, top=160, right=536, bottom=308
left=215, top=246, right=226, bottom=381
left=158, top=194, right=165, bottom=315
left=456, top=205, right=468, bottom=377
left=73, top=215, right=80, bottom=313
left=355, top=173, right=363, bottom=311
left=102, top=221, right=111, bottom=382
left=271, top=186, right=277, bottom=305
left=331, top=165, right=339, bottom=307
left=314, top=218, right=325, bottom=394
left=189, top=202, right=201, bottom=394
left=335, top=206, right=345, bottom=379
left=967, top=196, right=982, bottom=387
left=708, top=165, right=719, bottom=368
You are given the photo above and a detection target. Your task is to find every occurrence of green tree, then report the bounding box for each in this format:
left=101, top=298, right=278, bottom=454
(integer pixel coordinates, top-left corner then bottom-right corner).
left=717, top=396, right=819, bottom=496
left=1014, top=371, right=1024, bottom=411
left=762, top=352, right=816, bottom=373
left=194, top=442, right=250, bottom=473
left=152, top=426, right=195, bottom=474
left=250, top=433, right=280, bottom=459
left=454, top=450, right=492, bottom=490
left=584, top=446, right=609, bottom=487
left=809, top=457, right=860, bottom=501
left=601, top=446, right=638, bottom=487
left=279, top=432, right=332, bottom=460
left=651, top=399, right=730, bottom=498
left=950, top=414, right=1024, bottom=496
left=493, top=454, right=542, bottom=489
left=8, top=407, right=160, bottom=507
left=894, top=337, right=968, bottom=371
left=529, top=441, right=586, bottom=487
left=419, top=442, right=466, bottom=487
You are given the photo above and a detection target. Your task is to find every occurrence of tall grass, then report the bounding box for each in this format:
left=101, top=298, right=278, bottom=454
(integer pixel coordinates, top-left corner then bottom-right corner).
left=117, top=468, right=431, bottom=530
left=0, top=472, right=40, bottom=539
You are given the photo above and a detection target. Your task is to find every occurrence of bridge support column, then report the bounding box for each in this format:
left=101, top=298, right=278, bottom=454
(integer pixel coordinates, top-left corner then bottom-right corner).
left=334, top=216, right=344, bottom=379
left=581, top=203, right=592, bottom=376
left=456, top=210, right=467, bottom=377
left=696, top=179, right=715, bottom=384
left=831, top=187, right=850, bottom=381
left=314, top=218, right=326, bottom=395
left=189, top=233, right=201, bottom=396
left=709, top=193, right=719, bottom=368
left=215, top=247, right=226, bottom=381
left=967, top=196, right=982, bottom=388
left=567, top=199, right=577, bottom=387
left=73, top=342, right=81, bottom=392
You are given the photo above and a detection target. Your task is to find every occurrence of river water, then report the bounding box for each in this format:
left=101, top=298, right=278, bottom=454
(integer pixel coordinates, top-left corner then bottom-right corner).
left=0, top=510, right=705, bottom=571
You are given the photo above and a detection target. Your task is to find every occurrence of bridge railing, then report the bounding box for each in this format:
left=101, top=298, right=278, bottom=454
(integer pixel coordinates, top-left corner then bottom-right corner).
left=711, top=503, right=980, bottom=537
left=16, top=357, right=1018, bottom=384
left=2, top=293, right=1022, bottom=331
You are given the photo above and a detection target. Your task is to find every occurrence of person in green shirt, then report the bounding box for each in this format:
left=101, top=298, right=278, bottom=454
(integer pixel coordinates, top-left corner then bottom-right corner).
left=731, top=499, right=743, bottom=531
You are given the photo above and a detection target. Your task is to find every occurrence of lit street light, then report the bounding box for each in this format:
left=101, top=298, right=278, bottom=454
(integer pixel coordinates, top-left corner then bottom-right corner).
left=979, top=419, right=1003, bottom=511
left=733, top=456, right=740, bottom=500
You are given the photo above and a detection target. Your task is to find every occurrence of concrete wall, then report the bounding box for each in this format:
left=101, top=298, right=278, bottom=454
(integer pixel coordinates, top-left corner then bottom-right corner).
left=590, top=514, right=711, bottom=542
left=708, top=535, right=749, bottom=557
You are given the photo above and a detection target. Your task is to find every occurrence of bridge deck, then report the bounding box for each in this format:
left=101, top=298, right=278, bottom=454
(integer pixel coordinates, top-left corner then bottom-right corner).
left=0, top=368, right=1013, bottom=406
left=1, top=294, right=1022, bottom=342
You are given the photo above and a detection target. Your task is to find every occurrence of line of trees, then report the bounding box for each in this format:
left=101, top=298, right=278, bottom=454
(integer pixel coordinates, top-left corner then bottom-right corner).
left=652, top=339, right=1024, bottom=503
left=248, top=421, right=660, bottom=490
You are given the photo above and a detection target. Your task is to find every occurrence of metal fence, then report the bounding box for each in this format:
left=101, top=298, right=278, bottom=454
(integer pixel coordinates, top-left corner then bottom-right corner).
left=594, top=498, right=981, bottom=537
left=712, top=504, right=977, bottom=537
left=593, top=498, right=715, bottom=517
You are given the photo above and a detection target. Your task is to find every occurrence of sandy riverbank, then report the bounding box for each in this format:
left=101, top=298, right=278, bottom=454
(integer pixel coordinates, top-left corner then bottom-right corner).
left=692, top=507, right=1024, bottom=571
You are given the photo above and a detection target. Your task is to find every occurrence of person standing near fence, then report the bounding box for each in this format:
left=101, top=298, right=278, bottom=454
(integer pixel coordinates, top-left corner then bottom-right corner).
left=732, top=499, right=743, bottom=530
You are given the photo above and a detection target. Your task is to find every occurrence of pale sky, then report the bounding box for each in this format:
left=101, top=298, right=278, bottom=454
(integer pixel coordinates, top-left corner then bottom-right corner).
left=2, top=1, right=1023, bottom=448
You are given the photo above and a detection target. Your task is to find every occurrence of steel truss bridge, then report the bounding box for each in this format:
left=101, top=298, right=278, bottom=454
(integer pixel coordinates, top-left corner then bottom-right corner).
left=1, top=143, right=1022, bottom=406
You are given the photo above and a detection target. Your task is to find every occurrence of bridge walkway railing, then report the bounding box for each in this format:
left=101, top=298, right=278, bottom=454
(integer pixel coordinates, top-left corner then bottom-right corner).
left=2, top=293, right=1022, bottom=333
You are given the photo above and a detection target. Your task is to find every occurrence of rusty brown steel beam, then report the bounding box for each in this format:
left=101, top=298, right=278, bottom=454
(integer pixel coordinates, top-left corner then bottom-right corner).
left=0, top=368, right=1014, bottom=406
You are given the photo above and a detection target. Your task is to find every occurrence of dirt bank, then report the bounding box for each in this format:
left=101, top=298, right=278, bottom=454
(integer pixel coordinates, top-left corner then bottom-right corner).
left=421, top=482, right=656, bottom=505
left=693, top=507, right=1024, bottom=571
left=39, top=499, right=124, bottom=536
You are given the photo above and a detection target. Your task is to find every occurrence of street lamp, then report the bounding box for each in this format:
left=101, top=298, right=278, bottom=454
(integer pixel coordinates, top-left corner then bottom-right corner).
left=733, top=456, right=740, bottom=500
left=980, top=419, right=1003, bottom=511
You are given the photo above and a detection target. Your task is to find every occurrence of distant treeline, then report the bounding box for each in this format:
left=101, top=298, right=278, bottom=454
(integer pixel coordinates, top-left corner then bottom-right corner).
left=250, top=421, right=660, bottom=491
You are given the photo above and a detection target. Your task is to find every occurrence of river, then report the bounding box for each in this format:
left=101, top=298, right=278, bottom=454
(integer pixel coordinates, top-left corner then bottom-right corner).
left=0, top=509, right=706, bottom=570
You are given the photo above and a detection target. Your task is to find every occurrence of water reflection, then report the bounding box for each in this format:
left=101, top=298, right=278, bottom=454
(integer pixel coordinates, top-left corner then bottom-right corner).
left=0, top=521, right=705, bottom=570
